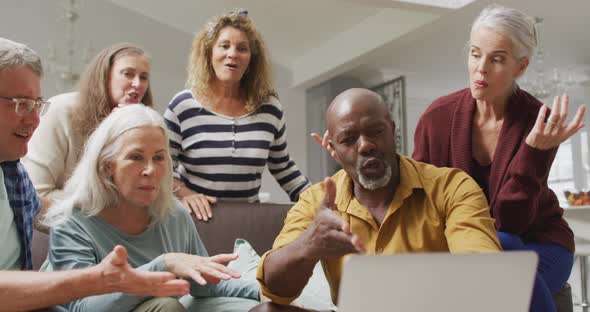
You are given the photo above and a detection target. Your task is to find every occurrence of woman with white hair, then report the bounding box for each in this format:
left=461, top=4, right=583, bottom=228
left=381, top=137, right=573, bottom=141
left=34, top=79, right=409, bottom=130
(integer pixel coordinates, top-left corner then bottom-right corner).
left=413, top=5, right=585, bottom=312
left=44, top=105, right=259, bottom=312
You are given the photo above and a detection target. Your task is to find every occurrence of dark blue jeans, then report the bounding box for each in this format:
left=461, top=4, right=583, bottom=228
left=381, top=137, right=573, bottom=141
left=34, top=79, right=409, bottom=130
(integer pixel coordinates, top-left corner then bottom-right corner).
left=498, top=232, right=573, bottom=312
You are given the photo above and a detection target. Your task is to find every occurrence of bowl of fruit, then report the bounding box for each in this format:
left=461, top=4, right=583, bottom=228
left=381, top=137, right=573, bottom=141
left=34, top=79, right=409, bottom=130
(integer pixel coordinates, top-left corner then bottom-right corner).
left=564, top=191, right=590, bottom=207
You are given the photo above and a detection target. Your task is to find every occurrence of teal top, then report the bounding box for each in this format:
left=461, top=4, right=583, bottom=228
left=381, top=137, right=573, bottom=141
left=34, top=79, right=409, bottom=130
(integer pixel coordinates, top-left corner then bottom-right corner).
left=0, top=166, right=21, bottom=270
left=49, top=203, right=259, bottom=312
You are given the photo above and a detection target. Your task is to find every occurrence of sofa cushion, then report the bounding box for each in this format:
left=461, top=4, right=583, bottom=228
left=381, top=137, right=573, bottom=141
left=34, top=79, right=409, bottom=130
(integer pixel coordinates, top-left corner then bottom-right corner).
left=193, top=202, right=291, bottom=256
left=228, top=239, right=336, bottom=311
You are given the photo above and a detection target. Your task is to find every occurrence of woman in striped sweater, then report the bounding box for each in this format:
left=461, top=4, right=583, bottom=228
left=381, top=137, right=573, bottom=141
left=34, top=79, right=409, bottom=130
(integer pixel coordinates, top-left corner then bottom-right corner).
left=164, top=10, right=311, bottom=221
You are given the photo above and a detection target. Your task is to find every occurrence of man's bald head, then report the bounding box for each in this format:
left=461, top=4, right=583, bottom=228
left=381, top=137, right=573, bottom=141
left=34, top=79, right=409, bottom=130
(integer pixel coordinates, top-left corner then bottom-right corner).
left=325, top=88, right=398, bottom=191
left=326, top=88, right=391, bottom=134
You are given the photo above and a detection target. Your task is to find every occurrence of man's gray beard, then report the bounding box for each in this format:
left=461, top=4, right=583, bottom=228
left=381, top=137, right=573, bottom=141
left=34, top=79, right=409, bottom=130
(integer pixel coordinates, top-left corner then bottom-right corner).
left=357, top=162, right=392, bottom=190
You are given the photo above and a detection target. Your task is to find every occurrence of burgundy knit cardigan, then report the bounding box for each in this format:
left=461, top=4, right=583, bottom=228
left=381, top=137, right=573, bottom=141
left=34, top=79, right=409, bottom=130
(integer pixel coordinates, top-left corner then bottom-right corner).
left=413, top=88, right=574, bottom=252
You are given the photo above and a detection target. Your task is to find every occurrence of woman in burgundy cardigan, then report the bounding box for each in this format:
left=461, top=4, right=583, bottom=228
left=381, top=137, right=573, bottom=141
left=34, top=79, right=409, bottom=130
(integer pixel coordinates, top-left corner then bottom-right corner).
left=413, top=5, right=586, bottom=312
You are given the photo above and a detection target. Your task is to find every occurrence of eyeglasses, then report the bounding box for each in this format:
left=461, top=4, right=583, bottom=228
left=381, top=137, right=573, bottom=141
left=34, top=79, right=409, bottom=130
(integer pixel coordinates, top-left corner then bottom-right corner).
left=0, top=96, right=50, bottom=116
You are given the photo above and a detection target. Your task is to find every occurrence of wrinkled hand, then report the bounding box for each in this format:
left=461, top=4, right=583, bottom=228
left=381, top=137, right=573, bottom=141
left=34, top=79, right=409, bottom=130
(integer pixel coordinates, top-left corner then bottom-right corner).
left=164, top=253, right=240, bottom=286
left=181, top=192, right=217, bottom=221
left=310, top=130, right=339, bottom=162
left=300, top=178, right=365, bottom=261
left=95, top=245, right=190, bottom=297
left=526, top=94, right=586, bottom=150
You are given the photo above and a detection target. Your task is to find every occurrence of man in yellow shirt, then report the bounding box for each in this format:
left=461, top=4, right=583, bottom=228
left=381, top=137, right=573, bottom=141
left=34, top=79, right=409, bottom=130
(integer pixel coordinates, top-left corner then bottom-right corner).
left=252, top=88, right=501, bottom=312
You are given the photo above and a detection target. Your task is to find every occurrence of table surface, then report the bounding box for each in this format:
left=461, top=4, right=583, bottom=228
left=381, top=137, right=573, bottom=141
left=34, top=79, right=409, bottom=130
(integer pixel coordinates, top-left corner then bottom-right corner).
left=564, top=204, right=590, bottom=210
left=563, top=205, right=590, bottom=243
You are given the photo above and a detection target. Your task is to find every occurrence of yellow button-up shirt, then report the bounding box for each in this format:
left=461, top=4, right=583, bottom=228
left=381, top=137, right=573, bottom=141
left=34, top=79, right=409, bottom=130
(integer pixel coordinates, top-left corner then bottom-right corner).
left=257, top=156, right=501, bottom=305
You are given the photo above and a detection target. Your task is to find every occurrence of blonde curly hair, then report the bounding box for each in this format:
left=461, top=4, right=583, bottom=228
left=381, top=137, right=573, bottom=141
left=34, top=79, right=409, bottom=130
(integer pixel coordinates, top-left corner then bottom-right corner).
left=186, top=10, right=276, bottom=112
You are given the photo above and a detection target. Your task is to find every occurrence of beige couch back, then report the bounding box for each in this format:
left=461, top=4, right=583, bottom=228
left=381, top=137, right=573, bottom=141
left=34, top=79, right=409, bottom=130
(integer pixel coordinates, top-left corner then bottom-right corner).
left=194, top=202, right=291, bottom=256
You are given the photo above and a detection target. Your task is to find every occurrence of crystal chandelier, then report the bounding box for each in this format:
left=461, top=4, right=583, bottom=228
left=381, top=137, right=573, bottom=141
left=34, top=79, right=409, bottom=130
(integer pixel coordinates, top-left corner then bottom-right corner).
left=47, top=0, right=93, bottom=92
left=519, top=17, right=577, bottom=100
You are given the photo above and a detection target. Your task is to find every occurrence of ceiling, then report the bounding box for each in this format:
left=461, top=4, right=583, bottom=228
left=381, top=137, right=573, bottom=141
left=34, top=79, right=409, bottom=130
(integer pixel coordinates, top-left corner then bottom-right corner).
left=106, top=0, right=383, bottom=65
left=105, top=0, right=590, bottom=99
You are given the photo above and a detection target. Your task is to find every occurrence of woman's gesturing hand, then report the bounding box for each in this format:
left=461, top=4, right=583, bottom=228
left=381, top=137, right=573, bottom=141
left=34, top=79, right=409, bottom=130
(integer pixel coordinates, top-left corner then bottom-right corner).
left=526, top=94, right=586, bottom=150
left=97, top=245, right=190, bottom=297
left=164, top=253, right=241, bottom=286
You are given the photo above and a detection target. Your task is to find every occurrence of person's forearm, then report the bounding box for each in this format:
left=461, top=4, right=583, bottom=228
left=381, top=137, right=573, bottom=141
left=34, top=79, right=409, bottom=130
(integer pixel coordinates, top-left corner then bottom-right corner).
left=59, top=256, right=170, bottom=312
left=263, top=236, right=317, bottom=298
left=494, top=144, right=554, bottom=233
left=0, top=269, right=103, bottom=311
left=134, top=254, right=168, bottom=274
left=56, top=264, right=154, bottom=312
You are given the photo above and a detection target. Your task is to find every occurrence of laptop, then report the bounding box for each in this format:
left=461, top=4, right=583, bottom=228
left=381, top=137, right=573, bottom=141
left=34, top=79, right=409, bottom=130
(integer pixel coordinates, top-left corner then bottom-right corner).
left=338, top=252, right=537, bottom=312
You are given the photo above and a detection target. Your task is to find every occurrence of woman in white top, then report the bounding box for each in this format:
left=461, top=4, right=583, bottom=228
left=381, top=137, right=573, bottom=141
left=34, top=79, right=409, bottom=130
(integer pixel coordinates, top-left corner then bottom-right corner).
left=23, top=43, right=152, bottom=208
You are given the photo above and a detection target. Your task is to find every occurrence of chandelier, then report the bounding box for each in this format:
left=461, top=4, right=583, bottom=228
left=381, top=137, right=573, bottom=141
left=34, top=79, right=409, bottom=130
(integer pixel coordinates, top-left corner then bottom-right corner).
left=47, top=0, right=93, bottom=92
left=519, top=17, right=577, bottom=100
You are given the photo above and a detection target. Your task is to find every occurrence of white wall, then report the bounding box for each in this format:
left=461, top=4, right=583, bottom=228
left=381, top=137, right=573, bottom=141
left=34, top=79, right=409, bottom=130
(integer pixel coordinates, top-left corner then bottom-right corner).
left=405, top=96, right=432, bottom=155
left=257, top=61, right=310, bottom=203
left=260, top=71, right=309, bottom=204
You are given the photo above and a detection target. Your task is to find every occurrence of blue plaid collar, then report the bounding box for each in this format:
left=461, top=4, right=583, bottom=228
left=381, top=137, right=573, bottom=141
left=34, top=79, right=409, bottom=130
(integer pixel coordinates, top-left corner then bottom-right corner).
left=1, top=160, right=41, bottom=270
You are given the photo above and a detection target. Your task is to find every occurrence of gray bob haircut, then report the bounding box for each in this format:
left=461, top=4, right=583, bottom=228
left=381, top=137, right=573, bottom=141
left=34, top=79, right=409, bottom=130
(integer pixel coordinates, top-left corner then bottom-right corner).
left=470, top=5, right=537, bottom=60
left=0, top=38, right=43, bottom=76
left=43, top=104, right=175, bottom=227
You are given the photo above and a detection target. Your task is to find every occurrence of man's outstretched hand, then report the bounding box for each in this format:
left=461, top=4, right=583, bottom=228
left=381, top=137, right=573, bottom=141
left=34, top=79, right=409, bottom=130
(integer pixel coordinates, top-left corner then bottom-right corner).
left=300, top=178, right=365, bottom=261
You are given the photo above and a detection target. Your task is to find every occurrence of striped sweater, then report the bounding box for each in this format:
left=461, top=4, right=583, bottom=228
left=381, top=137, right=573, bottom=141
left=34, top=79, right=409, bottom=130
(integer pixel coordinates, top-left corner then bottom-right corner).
left=164, top=90, right=311, bottom=202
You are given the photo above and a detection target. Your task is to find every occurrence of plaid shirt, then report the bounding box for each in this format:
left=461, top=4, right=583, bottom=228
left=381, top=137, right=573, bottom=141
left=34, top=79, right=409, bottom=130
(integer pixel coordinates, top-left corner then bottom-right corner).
left=1, top=161, right=41, bottom=270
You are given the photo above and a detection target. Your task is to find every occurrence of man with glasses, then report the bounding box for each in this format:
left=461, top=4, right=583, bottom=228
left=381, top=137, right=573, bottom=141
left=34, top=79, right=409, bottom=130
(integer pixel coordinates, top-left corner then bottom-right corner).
left=0, top=37, right=190, bottom=311
left=0, top=38, right=48, bottom=273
